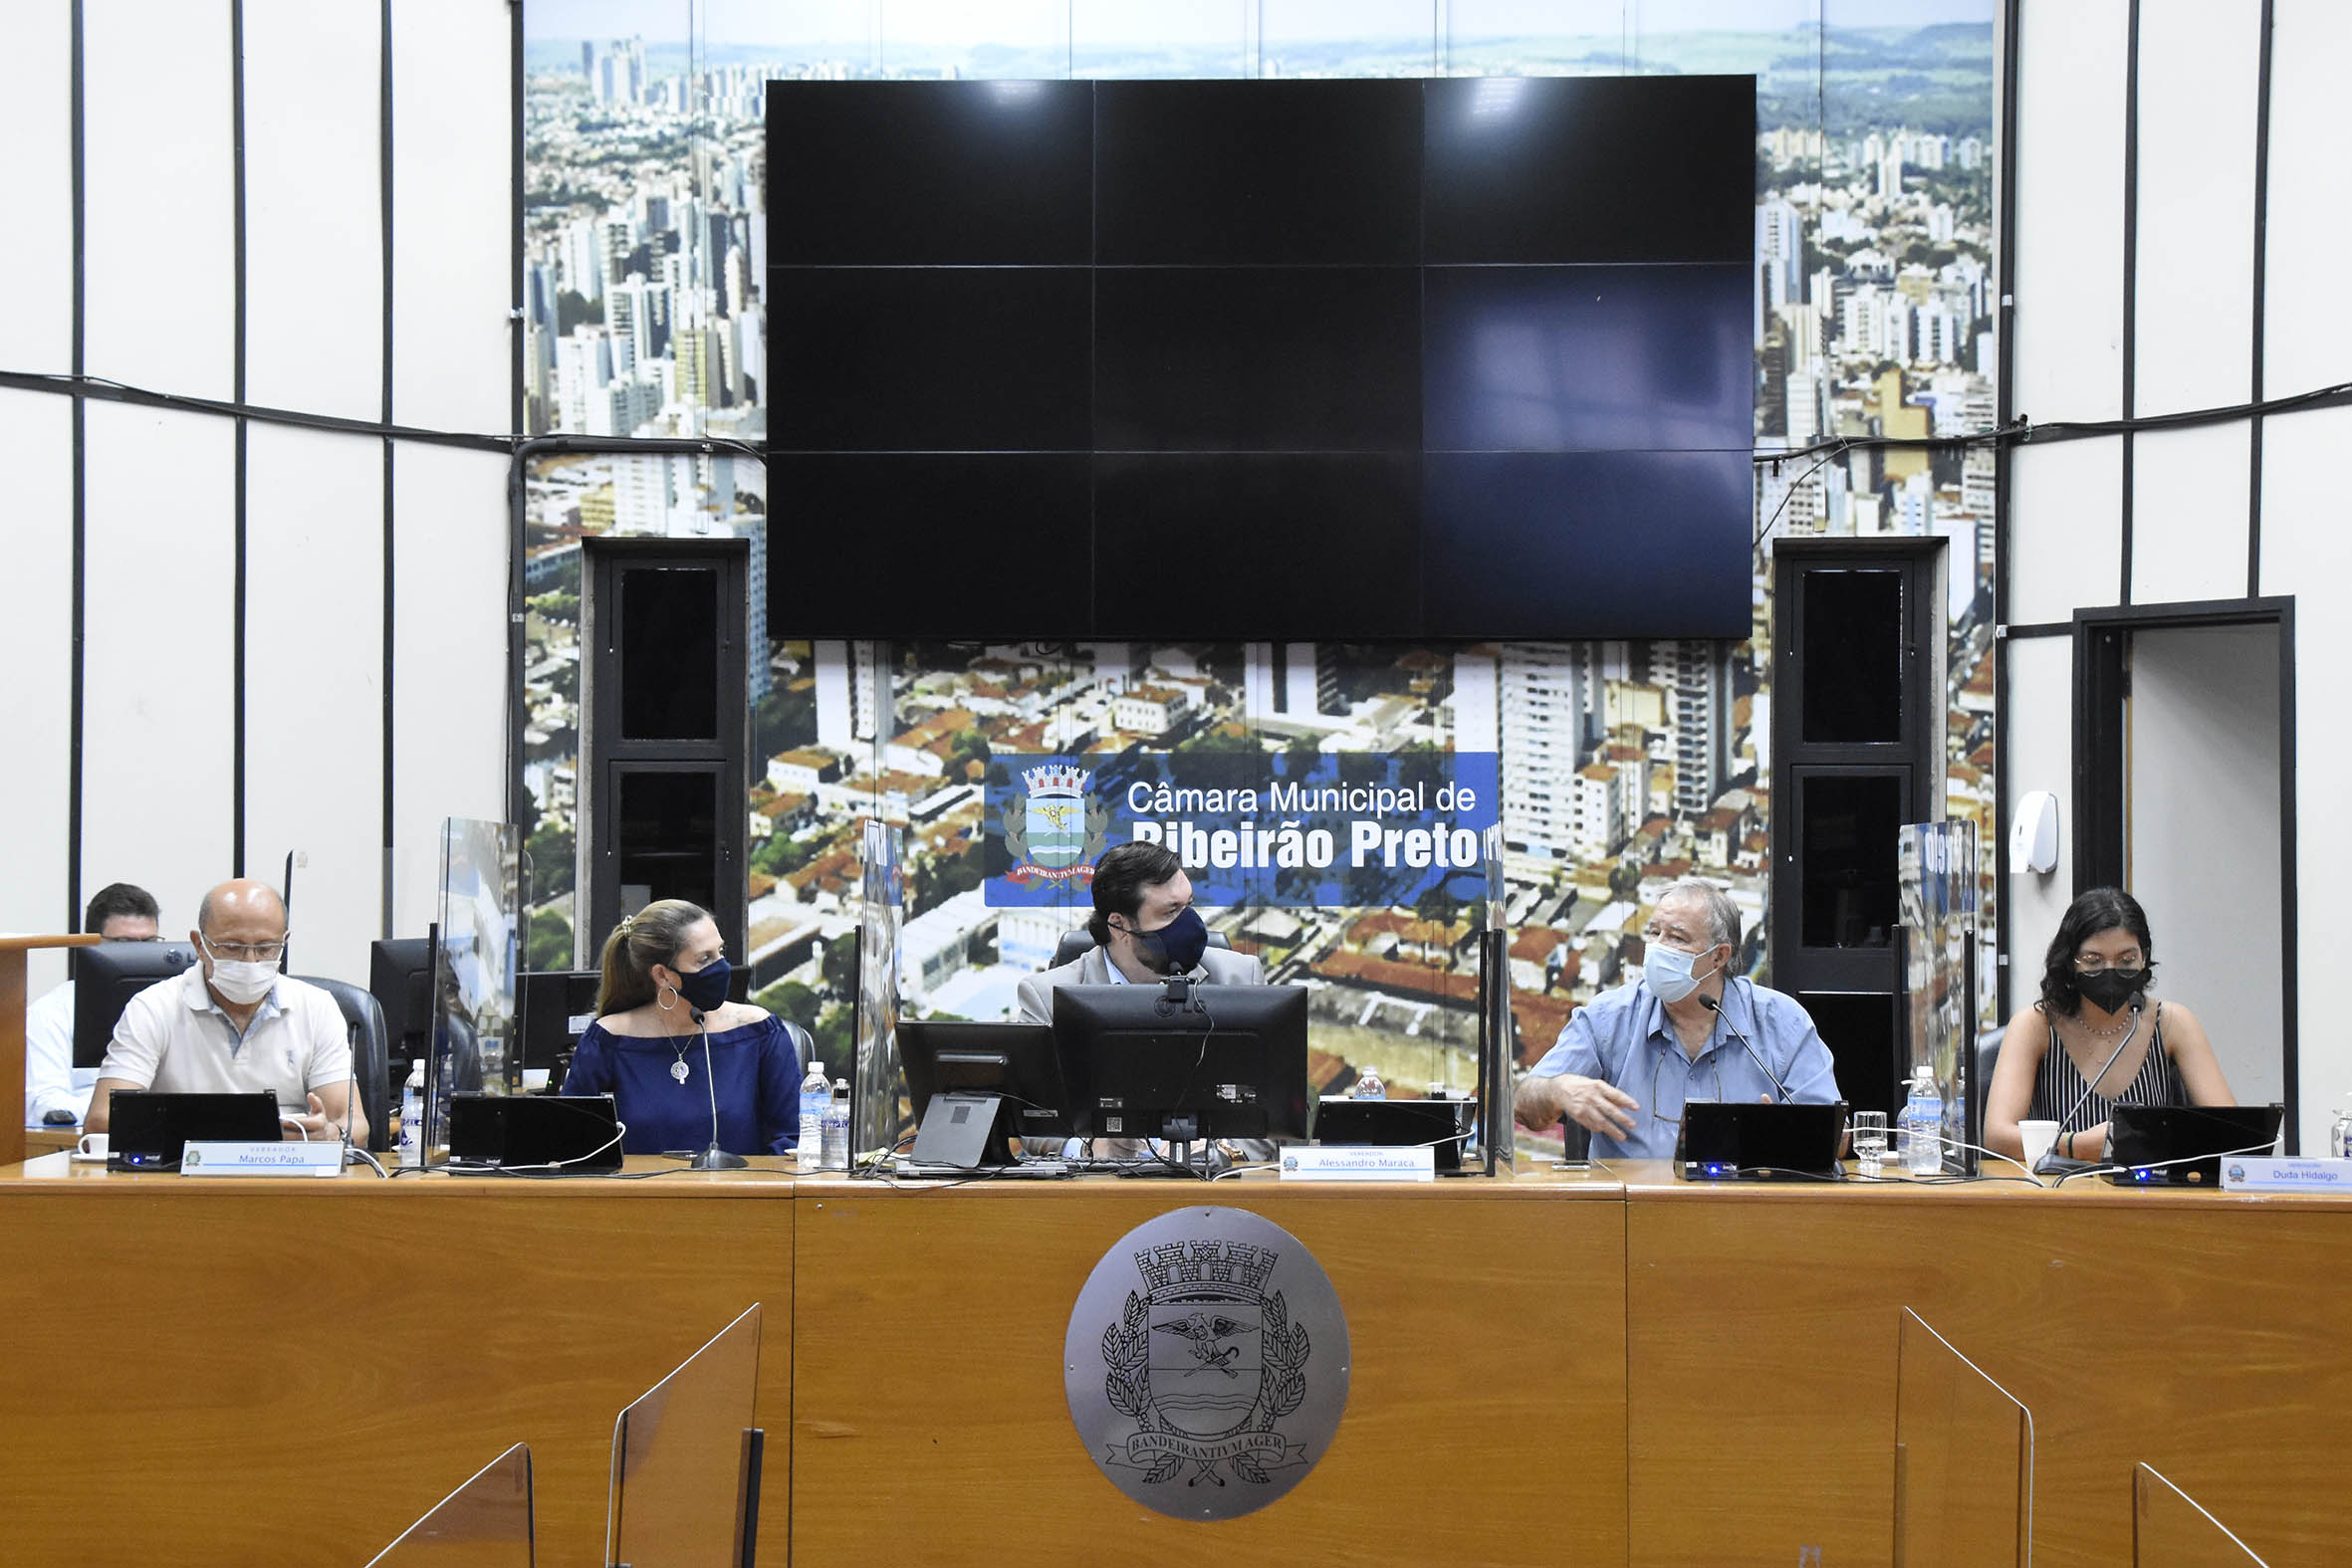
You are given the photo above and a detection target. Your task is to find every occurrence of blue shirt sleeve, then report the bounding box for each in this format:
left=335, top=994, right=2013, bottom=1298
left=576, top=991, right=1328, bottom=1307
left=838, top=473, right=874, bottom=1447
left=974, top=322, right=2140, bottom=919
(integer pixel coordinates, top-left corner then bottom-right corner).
left=563, top=1024, right=615, bottom=1096
left=757, top=1015, right=803, bottom=1155
left=1529, top=1003, right=1605, bottom=1080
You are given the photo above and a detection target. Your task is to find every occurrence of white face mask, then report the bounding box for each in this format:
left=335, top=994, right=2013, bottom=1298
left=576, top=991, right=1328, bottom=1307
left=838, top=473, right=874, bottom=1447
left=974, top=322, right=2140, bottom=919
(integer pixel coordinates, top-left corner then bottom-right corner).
left=1643, top=942, right=1720, bottom=1005
left=201, top=939, right=279, bottom=1006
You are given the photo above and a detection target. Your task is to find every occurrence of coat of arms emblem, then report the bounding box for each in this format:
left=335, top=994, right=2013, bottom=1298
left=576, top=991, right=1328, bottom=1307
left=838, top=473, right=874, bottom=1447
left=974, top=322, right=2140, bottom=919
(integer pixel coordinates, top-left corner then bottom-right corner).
left=1003, top=763, right=1110, bottom=886
left=1064, top=1207, right=1349, bottom=1519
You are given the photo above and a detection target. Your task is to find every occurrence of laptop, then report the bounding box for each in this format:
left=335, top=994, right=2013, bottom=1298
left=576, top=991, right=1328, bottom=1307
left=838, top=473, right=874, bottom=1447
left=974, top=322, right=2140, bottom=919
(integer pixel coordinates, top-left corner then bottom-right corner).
left=1677, top=1100, right=1849, bottom=1181
left=2104, top=1103, right=2284, bottom=1186
left=445, top=1092, right=624, bottom=1174
left=109, top=1091, right=285, bottom=1171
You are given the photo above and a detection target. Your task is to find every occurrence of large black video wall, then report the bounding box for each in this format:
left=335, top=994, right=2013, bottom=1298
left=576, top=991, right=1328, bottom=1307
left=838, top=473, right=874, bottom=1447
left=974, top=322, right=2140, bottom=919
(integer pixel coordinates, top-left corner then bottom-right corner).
left=766, top=76, right=1755, bottom=641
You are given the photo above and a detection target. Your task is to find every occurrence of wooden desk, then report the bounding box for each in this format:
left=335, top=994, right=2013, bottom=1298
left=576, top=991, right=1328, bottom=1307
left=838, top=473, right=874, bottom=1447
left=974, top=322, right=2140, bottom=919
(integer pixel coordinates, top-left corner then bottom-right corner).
left=0, top=934, right=99, bottom=1170
left=0, top=1154, right=796, bottom=1567
left=1610, top=1160, right=2352, bottom=1568
left=790, top=1164, right=1628, bottom=1568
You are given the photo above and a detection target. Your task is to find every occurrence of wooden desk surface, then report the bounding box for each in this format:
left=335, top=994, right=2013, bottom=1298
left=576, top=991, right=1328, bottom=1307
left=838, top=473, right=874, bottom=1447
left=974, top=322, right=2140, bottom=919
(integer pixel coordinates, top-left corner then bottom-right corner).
left=791, top=1162, right=1624, bottom=1567
left=1609, top=1159, right=2352, bottom=1567
left=0, top=1154, right=797, bottom=1567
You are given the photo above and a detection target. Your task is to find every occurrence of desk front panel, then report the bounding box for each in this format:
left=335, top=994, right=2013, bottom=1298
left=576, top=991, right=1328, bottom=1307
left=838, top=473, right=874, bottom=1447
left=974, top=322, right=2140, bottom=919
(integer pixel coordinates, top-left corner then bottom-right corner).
left=1619, top=1168, right=2352, bottom=1568
left=791, top=1171, right=1627, bottom=1568
left=0, top=1159, right=796, bottom=1568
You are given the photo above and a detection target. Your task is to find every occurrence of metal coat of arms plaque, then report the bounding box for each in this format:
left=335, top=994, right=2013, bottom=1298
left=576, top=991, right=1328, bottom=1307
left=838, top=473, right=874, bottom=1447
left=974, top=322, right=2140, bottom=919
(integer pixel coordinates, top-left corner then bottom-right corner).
left=1063, top=1206, right=1350, bottom=1520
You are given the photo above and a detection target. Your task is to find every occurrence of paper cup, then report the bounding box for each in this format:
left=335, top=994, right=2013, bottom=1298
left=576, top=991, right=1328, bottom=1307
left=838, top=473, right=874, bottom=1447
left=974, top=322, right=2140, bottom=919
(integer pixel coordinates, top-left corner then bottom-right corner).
left=2018, top=1119, right=2060, bottom=1171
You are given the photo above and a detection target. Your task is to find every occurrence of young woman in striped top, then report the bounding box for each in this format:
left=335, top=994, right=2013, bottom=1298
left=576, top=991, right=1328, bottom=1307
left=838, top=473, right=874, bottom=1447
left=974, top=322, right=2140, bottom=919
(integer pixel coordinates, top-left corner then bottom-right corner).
left=1986, top=886, right=2235, bottom=1166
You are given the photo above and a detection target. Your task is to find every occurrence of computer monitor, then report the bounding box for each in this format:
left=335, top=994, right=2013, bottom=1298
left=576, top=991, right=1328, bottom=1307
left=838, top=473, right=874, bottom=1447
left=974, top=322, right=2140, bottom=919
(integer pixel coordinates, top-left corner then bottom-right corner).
left=72, top=941, right=198, bottom=1068
left=369, top=937, right=436, bottom=1074
left=897, top=1019, right=1078, bottom=1169
left=520, top=970, right=603, bottom=1080
left=1051, top=982, right=1310, bottom=1151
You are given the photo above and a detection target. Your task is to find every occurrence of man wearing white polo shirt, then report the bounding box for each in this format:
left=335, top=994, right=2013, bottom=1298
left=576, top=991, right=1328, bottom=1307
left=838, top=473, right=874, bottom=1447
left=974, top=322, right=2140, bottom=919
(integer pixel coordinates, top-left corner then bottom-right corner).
left=84, top=877, right=367, bottom=1147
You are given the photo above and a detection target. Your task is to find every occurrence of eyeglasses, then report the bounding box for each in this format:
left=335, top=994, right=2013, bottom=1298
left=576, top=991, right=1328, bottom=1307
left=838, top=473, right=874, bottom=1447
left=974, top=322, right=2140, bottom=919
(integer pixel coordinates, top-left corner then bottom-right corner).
left=1650, top=1051, right=1726, bottom=1131
left=200, top=932, right=290, bottom=964
left=2072, top=955, right=2150, bottom=975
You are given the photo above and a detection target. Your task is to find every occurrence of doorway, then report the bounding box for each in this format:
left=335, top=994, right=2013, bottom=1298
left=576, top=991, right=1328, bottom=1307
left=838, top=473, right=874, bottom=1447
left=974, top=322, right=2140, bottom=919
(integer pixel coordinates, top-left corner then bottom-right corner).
left=2071, top=601, right=2294, bottom=1146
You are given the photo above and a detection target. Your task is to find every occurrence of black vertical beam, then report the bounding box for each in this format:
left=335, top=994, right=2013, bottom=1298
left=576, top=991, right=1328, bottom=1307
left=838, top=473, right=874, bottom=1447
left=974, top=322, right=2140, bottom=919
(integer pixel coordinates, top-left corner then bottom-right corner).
left=2118, top=0, right=2140, bottom=607
left=508, top=0, right=530, bottom=835
left=2247, top=0, right=2273, bottom=597
left=231, top=0, right=248, bottom=877
left=67, top=0, right=87, bottom=933
left=2275, top=600, right=2297, bottom=1151
left=380, top=0, right=397, bottom=933
left=1992, top=0, right=2021, bottom=1017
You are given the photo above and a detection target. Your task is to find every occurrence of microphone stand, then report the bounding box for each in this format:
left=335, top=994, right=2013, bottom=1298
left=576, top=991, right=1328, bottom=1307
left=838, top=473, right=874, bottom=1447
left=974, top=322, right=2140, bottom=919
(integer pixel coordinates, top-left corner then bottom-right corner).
left=1699, top=992, right=1794, bottom=1103
left=686, top=1008, right=747, bottom=1170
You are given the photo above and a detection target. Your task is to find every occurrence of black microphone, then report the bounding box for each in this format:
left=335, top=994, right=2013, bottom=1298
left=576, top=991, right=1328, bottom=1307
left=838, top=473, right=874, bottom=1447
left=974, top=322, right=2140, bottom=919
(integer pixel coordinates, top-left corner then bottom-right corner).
left=1700, top=993, right=1794, bottom=1104
left=687, top=1007, right=747, bottom=1170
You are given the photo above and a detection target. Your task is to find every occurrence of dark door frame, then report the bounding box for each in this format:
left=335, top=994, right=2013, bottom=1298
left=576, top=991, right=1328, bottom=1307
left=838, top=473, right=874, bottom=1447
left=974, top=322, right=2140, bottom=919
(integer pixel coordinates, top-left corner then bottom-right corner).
left=2070, top=595, right=2296, bottom=1146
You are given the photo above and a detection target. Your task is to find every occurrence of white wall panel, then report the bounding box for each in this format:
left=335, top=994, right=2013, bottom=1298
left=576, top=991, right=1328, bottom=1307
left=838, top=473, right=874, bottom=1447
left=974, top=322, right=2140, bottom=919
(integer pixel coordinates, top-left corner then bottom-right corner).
left=391, top=0, right=512, bottom=436
left=244, top=424, right=385, bottom=987
left=2006, top=437, right=2123, bottom=625
left=2262, top=2, right=2352, bottom=400
left=243, top=0, right=383, bottom=422
left=2010, top=0, right=2129, bottom=425
left=389, top=444, right=509, bottom=939
left=2129, top=423, right=2250, bottom=606
left=2255, top=403, right=2348, bottom=1152
left=80, top=402, right=235, bottom=942
left=81, top=0, right=233, bottom=399
left=0, top=4, right=74, bottom=375
left=2132, top=0, right=2259, bottom=417
left=0, top=393, right=79, bottom=992
left=2000, top=633, right=2074, bottom=1011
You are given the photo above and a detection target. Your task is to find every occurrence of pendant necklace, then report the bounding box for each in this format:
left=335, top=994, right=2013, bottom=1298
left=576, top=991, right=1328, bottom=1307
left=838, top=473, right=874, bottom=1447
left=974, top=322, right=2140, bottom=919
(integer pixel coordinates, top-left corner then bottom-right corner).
left=670, top=1040, right=692, bottom=1085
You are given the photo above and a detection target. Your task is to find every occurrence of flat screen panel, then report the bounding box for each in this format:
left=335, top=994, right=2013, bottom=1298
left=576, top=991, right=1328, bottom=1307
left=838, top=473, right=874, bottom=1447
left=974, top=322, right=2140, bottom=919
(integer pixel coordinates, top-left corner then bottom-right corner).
left=770, top=267, right=1091, bottom=451
left=1093, top=455, right=1420, bottom=639
left=1094, top=268, right=1421, bottom=452
left=1095, top=79, right=1422, bottom=264
left=767, top=81, right=1092, bottom=265
left=1797, top=772, right=1905, bottom=950
left=1423, top=75, right=1754, bottom=264
left=1424, top=264, right=1752, bottom=451
left=618, top=567, right=720, bottom=740
left=767, top=454, right=1092, bottom=639
left=1801, top=569, right=1904, bottom=743
left=1420, top=450, right=1751, bottom=638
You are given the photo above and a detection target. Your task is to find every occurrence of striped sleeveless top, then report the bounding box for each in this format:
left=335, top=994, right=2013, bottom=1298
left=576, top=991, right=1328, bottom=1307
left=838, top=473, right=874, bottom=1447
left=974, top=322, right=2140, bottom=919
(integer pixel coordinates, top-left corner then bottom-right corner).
left=2027, top=1002, right=2181, bottom=1131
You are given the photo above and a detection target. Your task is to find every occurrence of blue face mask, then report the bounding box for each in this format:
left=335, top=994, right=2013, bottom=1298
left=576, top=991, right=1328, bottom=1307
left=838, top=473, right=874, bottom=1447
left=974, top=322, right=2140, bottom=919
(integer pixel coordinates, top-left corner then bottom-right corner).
left=1642, top=942, right=1719, bottom=1005
left=672, top=956, right=733, bottom=1012
left=1128, top=907, right=1209, bottom=976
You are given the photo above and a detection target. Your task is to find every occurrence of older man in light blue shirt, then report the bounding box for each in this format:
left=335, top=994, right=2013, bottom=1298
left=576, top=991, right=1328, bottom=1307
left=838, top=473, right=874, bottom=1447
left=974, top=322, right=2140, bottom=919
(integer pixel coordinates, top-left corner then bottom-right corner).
left=1515, top=880, right=1841, bottom=1160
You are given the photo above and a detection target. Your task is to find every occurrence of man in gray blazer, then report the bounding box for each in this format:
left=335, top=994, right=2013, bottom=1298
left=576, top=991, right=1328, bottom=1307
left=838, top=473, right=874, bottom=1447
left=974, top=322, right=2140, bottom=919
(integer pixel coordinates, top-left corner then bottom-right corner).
left=1015, top=841, right=1270, bottom=1163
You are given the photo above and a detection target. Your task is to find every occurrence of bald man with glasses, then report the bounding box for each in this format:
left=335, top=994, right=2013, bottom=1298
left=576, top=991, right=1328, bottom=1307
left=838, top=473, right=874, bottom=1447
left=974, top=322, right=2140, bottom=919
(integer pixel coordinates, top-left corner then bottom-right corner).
left=1514, top=879, right=1840, bottom=1159
left=85, top=878, right=366, bottom=1147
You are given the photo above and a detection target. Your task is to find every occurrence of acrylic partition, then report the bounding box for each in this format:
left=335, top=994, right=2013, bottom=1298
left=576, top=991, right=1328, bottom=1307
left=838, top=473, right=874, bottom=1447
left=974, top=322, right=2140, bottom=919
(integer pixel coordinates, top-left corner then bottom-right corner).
left=364, top=1444, right=534, bottom=1568
left=852, top=816, right=906, bottom=1161
left=606, top=1303, right=765, bottom=1568
left=1898, top=821, right=1979, bottom=1176
left=1893, top=1306, right=2033, bottom=1567
left=2132, top=1464, right=2271, bottom=1568
left=427, top=815, right=523, bottom=1161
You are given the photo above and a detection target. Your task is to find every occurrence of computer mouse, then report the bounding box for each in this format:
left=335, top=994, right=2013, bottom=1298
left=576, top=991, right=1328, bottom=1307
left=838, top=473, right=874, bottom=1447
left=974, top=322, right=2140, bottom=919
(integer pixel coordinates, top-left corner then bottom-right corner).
left=43, top=1108, right=77, bottom=1126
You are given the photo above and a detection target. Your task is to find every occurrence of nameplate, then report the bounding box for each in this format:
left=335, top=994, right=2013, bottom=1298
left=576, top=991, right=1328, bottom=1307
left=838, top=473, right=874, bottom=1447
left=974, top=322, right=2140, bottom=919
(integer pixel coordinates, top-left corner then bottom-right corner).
left=1281, top=1145, right=1436, bottom=1183
left=180, top=1141, right=345, bottom=1178
left=2220, top=1156, right=2352, bottom=1192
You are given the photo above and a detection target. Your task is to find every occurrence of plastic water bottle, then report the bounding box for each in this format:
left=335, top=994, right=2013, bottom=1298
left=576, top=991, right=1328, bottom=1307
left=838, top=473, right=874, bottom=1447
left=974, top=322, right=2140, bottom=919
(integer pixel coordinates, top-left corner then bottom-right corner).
left=798, top=1058, right=828, bottom=1165
left=821, top=1078, right=850, bottom=1172
left=398, top=1060, right=425, bottom=1169
left=2329, top=1106, right=2350, bottom=1160
left=1899, top=1066, right=1944, bottom=1176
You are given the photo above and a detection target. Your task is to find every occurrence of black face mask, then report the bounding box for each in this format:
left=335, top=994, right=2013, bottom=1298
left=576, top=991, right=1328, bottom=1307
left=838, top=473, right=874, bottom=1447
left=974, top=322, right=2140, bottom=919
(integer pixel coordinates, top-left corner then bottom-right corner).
left=2075, top=967, right=2146, bottom=1015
